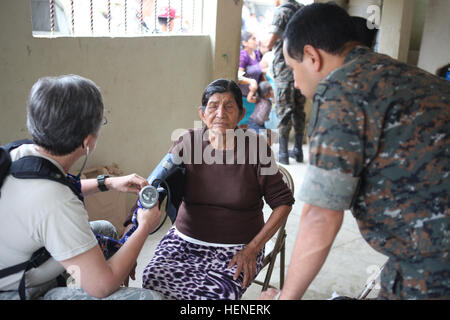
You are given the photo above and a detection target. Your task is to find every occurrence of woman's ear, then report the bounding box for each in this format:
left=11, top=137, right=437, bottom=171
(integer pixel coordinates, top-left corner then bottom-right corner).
left=198, top=106, right=206, bottom=122
left=237, top=108, right=246, bottom=123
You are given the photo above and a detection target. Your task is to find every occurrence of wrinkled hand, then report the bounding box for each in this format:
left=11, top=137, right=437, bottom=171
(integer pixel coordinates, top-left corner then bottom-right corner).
left=258, top=288, right=280, bottom=300
left=107, top=174, right=149, bottom=195
left=228, top=246, right=258, bottom=288
left=136, top=205, right=162, bottom=234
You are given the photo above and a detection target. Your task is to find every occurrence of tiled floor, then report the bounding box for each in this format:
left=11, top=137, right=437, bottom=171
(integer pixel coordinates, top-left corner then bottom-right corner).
left=129, top=145, right=388, bottom=300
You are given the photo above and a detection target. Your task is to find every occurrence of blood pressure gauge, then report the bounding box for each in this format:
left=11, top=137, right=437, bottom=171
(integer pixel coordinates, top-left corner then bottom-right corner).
left=139, top=185, right=158, bottom=209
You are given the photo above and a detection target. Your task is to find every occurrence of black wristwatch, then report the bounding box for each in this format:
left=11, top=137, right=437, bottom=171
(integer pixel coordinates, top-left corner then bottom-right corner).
left=97, top=174, right=109, bottom=192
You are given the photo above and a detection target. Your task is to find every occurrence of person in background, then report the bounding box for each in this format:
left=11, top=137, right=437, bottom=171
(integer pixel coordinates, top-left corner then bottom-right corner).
left=247, top=81, right=274, bottom=134
left=350, top=16, right=378, bottom=48
left=238, top=31, right=263, bottom=127
left=267, top=0, right=306, bottom=165
left=436, top=63, right=450, bottom=81
left=156, top=6, right=176, bottom=33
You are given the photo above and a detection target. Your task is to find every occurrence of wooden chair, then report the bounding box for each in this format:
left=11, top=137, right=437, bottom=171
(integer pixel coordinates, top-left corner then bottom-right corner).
left=253, top=164, right=294, bottom=291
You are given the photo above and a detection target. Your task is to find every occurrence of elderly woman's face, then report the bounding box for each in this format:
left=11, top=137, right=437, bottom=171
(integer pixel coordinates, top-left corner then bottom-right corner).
left=199, top=92, right=244, bottom=134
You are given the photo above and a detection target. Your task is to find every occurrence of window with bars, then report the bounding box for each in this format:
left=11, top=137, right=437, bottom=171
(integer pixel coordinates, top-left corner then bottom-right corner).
left=30, top=0, right=204, bottom=37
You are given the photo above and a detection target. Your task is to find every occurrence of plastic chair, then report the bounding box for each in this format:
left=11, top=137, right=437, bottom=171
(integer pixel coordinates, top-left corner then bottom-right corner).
left=253, top=164, right=294, bottom=291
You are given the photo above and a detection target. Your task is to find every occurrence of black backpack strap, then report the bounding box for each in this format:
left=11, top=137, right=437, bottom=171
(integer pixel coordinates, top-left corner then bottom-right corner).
left=0, top=247, right=51, bottom=300
left=3, top=139, right=34, bottom=151
left=0, top=148, right=11, bottom=191
left=0, top=139, right=34, bottom=191
left=10, top=156, right=84, bottom=202
left=0, top=140, right=81, bottom=299
left=0, top=144, right=83, bottom=299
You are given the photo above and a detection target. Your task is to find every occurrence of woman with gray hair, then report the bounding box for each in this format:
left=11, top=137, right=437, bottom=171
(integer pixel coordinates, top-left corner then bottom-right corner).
left=0, top=75, right=163, bottom=300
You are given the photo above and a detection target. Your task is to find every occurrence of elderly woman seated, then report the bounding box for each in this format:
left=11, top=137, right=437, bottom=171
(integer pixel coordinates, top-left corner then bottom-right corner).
left=141, top=79, right=294, bottom=300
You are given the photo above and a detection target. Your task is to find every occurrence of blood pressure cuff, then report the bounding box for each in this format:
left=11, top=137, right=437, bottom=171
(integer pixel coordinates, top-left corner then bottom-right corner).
left=121, top=154, right=185, bottom=239
left=147, top=153, right=185, bottom=223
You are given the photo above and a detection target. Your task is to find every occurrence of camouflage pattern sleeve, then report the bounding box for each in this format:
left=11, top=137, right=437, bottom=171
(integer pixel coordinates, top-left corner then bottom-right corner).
left=270, top=6, right=291, bottom=38
left=299, top=45, right=450, bottom=298
left=299, top=83, right=366, bottom=211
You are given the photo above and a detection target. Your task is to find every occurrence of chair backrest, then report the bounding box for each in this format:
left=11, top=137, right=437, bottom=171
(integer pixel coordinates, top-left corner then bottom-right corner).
left=261, top=165, right=293, bottom=239
left=271, top=164, right=294, bottom=241
left=253, top=164, right=295, bottom=291
left=278, top=165, right=294, bottom=194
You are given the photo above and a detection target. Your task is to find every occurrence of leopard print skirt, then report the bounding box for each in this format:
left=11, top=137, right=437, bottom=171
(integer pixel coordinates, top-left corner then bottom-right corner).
left=142, top=227, right=265, bottom=300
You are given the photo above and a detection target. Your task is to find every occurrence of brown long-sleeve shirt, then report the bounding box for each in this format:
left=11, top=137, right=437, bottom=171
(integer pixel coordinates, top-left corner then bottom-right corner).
left=170, top=127, right=294, bottom=244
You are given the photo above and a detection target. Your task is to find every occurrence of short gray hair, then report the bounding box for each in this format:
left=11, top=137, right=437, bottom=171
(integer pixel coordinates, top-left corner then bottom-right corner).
left=26, top=74, right=104, bottom=156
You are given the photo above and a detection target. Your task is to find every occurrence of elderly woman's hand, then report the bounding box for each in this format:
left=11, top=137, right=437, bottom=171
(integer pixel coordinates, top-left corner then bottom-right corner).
left=258, top=288, right=280, bottom=300
left=136, top=205, right=162, bottom=234
left=228, top=246, right=259, bottom=288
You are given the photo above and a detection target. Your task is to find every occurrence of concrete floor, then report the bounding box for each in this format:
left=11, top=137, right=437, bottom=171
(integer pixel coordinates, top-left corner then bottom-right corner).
left=129, top=144, right=388, bottom=300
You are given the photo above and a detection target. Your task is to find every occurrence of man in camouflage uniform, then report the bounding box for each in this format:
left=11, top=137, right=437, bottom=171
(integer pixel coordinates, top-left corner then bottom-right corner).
left=260, top=3, right=449, bottom=300
left=267, top=0, right=306, bottom=165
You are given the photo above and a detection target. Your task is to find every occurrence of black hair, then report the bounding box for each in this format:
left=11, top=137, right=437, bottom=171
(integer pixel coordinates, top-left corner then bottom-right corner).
left=26, top=74, right=104, bottom=156
left=241, top=31, right=253, bottom=50
left=201, top=78, right=243, bottom=114
left=241, top=30, right=253, bottom=43
left=436, top=63, right=450, bottom=78
left=284, top=3, right=359, bottom=61
left=257, top=81, right=272, bottom=98
left=351, top=16, right=378, bottom=48
left=158, top=17, right=173, bottom=26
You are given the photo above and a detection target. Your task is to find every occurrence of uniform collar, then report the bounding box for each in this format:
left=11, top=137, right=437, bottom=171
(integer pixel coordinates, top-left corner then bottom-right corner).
left=344, top=45, right=371, bottom=64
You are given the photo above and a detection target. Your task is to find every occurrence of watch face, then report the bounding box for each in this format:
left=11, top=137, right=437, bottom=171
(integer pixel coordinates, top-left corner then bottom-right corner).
left=139, top=186, right=158, bottom=209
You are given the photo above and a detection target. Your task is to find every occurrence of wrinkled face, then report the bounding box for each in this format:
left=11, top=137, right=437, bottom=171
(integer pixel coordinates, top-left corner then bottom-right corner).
left=200, top=92, right=243, bottom=134
left=283, top=41, right=320, bottom=100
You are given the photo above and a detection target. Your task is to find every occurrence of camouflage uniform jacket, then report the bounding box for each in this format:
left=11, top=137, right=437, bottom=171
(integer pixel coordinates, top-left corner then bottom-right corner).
left=299, top=46, right=450, bottom=297
left=270, top=0, right=303, bottom=82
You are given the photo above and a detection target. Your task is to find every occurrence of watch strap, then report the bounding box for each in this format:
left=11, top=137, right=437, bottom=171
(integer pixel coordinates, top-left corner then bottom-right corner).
left=97, top=174, right=109, bottom=192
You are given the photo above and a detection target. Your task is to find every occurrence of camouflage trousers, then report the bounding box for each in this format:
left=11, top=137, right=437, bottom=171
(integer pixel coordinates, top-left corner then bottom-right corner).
left=274, top=80, right=306, bottom=137
left=0, top=221, right=163, bottom=300
left=378, top=255, right=450, bottom=300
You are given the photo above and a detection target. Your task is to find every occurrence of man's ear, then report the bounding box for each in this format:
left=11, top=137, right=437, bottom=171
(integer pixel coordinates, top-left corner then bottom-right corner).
left=303, top=45, right=322, bottom=72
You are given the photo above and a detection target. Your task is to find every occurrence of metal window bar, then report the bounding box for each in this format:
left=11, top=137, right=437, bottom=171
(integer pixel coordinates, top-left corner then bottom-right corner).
left=70, top=0, right=74, bottom=34
left=139, top=0, right=143, bottom=33
left=42, top=0, right=202, bottom=37
left=107, top=0, right=111, bottom=34
left=180, top=0, right=183, bottom=32
left=154, top=0, right=158, bottom=33
left=89, top=0, right=94, bottom=34
left=124, top=0, right=128, bottom=33
left=49, top=0, right=55, bottom=35
left=167, top=0, right=170, bottom=32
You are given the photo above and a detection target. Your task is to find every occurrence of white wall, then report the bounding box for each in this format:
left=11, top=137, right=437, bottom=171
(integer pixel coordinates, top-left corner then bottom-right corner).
left=418, top=0, right=450, bottom=74
left=204, top=0, right=243, bottom=80
left=0, top=0, right=215, bottom=208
